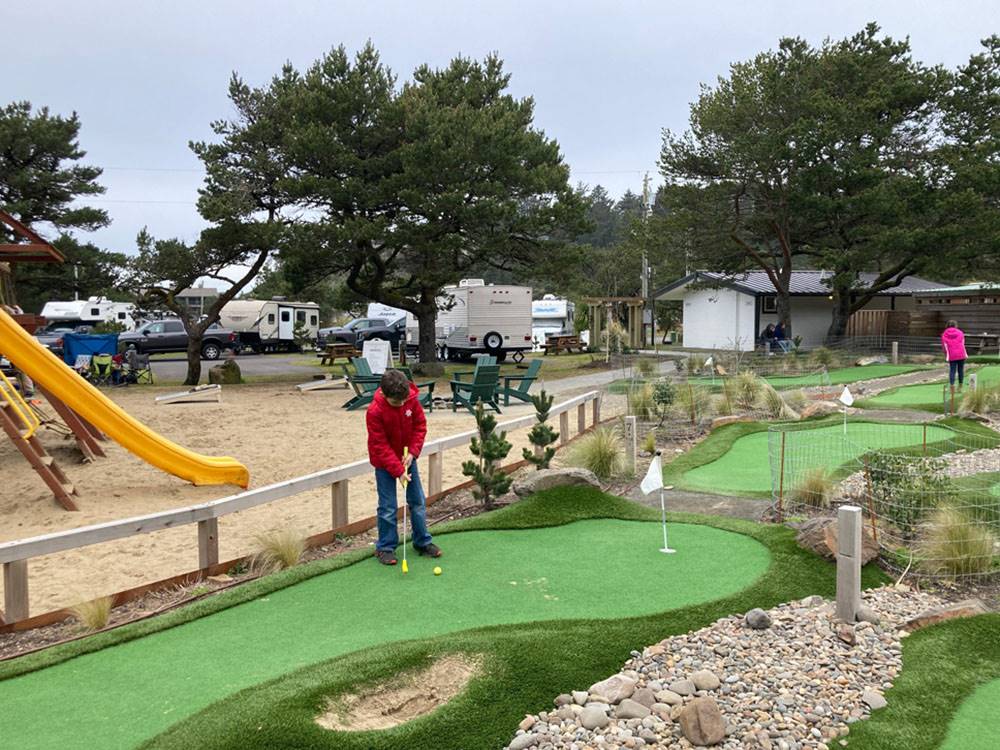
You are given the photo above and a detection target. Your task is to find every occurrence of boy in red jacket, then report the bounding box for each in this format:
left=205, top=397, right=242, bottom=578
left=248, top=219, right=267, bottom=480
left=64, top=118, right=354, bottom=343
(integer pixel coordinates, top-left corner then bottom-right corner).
left=367, top=369, right=442, bottom=565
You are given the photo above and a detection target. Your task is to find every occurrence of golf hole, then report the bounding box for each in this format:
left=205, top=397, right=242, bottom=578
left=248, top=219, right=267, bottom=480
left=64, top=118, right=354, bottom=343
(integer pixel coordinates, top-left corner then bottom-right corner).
left=315, top=653, right=484, bottom=732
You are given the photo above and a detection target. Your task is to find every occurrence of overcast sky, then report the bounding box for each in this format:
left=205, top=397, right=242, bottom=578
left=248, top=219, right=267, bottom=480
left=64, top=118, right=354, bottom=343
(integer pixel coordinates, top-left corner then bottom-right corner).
left=6, top=0, right=997, bottom=256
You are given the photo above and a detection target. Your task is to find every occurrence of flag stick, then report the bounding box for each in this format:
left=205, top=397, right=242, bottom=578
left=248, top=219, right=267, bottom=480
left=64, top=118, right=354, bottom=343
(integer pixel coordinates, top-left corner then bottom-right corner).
left=659, top=488, right=676, bottom=554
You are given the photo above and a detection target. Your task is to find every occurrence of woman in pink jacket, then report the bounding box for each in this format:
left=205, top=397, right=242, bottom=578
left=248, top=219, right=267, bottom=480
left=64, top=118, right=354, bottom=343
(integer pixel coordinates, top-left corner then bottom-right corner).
left=941, top=320, right=967, bottom=392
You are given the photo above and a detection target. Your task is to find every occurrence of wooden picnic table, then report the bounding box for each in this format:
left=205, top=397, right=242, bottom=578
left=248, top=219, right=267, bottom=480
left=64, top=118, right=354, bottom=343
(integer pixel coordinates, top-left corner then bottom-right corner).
left=319, top=343, right=363, bottom=366
left=542, top=333, right=585, bottom=355
left=969, top=333, right=1000, bottom=355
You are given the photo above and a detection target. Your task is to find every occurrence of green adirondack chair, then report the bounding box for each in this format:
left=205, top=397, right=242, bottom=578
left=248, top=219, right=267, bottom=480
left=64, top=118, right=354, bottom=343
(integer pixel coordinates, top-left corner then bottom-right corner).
left=450, top=365, right=502, bottom=414
left=450, top=355, right=497, bottom=382
left=343, top=360, right=436, bottom=412
left=499, top=358, right=543, bottom=406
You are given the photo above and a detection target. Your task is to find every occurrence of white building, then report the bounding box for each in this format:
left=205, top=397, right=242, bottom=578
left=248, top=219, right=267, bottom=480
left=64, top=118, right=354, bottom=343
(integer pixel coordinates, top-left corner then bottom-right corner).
left=655, top=271, right=945, bottom=351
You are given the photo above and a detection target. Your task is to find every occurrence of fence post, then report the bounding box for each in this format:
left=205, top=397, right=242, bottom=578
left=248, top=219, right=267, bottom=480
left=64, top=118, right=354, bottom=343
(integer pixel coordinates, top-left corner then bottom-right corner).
left=197, top=518, right=219, bottom=569
left=776, top=431, right=786, bottom=524
left=862, top=458, right=878, bottom=544
left=592, top=394, right=602, bottom=426
left=923, top=423, right=928, bottom=457
left=3, top=559, right=29, bottom=623
left=577, top=402, right=587, bottom=435
left=836, top=505, right=863, bottom=623
left=891, top=341, right=899, bottom=365
left=559, top=411, right=570, bottom=446
left=624, top=415, right=637, bottom=473
left=428, top=452, right=443, bottom=497
left=331, top=480, right=349, bottom=529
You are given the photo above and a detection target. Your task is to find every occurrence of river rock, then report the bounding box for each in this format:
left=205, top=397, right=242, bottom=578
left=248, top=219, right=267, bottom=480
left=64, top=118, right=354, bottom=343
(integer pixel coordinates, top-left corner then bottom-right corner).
left=616, top=698, right=652, bottom=719
left=862, top=689, right=887, bottom=711
left=669, top=679, right=697, bottom=696
left=655, top=689, right=684, bottom=705
left=588, top=674, right=637, bottom=704
left=509, top=732, right=537, bottom=750
left=631, top=687, right=656, bottom=707
left=745, top=608, right=772, bottom=630
left=580, top=705, right=610, bottom=730
left=903, top=599, right=989, bottom=632
left=513, top=467, right=601, bottom=497
left=799, top=400, right=842, bottom=419
left=679, top=697, right=726, bottom=746
left=795, top=517, right=879, bottom=565
left=691, top=669, right=721, bottom=691
left=208, top=358, right=242, bottom=385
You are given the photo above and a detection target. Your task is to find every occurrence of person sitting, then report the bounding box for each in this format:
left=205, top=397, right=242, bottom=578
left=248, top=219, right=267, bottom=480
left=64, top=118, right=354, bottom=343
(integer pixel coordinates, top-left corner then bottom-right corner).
left=759, top=324, right=776, bottom=351
left=773, top=322, right=793, bottom=353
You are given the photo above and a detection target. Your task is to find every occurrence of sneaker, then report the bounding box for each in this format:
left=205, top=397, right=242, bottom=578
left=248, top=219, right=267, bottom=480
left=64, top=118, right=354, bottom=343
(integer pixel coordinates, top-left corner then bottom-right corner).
left=415, top=543, right=442, bottom=558
left=375, top=549, right=397, bottom=565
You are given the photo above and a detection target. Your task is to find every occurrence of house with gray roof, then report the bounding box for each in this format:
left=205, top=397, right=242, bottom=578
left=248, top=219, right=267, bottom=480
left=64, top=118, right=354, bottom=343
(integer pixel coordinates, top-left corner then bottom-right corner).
left=654, top=270, right=947, bottom=351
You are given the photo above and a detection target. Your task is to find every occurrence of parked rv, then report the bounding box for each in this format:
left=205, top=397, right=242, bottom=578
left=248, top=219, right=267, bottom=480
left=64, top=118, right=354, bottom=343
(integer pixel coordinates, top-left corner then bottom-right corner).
left=531, top=296, right=576, bottom=351
left=436, top=280, right=533, bottom=361
left=219, top=299, right=320, bottom=353
left=39, top=297, right=137, bottom=330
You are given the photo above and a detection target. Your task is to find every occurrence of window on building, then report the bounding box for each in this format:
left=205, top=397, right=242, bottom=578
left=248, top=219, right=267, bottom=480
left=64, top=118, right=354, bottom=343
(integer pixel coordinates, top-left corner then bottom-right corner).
left=296, top=310, right=306, bottom=323
left=761, top=295, right=778, bottom=314
left=310, top=315, right=318, bottom=326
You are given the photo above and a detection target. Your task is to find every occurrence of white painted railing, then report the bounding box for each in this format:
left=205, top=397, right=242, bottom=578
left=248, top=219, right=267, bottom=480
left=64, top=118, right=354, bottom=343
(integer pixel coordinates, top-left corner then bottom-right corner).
left=0, top=391, right=602, bottom=624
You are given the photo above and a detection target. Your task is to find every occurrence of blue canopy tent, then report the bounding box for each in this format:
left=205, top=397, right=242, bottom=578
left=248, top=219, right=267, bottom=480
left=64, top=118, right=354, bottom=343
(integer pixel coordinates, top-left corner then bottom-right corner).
left=62, top=333, right=119, bottom=366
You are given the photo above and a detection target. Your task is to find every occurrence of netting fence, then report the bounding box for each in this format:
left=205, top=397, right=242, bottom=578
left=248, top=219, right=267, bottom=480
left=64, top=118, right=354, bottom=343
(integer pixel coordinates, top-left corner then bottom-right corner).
left=769, top=420, right=1000, bottom=581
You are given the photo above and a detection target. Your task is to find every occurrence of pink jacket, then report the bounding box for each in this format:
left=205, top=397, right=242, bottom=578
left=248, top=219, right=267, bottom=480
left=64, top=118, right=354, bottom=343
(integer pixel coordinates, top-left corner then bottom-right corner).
left=942, top=327, right=967, bottom=362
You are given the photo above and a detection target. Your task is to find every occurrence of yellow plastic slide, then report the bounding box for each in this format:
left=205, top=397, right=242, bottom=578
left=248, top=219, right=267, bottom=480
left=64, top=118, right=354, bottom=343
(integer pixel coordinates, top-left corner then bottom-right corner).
left=0, top=308, right=249, bottom=488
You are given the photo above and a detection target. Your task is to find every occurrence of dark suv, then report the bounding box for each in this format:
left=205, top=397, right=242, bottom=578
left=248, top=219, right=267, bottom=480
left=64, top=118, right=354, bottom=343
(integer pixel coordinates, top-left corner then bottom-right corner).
left=118, top=320, right=238, bottom=360
left=316, top=317, right=407, bottom=349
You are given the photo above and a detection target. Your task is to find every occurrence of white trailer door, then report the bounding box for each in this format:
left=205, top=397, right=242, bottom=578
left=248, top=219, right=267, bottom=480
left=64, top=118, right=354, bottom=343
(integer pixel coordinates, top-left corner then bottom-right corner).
left=278, top=307, right=294, bottom=340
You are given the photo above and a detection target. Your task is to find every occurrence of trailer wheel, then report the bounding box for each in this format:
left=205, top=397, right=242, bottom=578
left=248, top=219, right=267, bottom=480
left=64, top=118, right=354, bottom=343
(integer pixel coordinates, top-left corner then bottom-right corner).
left=484, top=331, right=504, bottom=352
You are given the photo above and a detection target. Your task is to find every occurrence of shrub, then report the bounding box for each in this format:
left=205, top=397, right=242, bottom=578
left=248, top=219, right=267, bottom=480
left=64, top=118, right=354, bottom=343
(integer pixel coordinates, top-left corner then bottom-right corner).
left=463, top=403, right=513, bottom=508
left=868, top=455, right=954, bottom=539
left=569, top=426, right=623, bottom=480
left=641, top=430, right=656, bottom=454
left=685, top=356, right=706, bottom=375
left=734, top=370, right=763, bottom=411
left=651, top=379, right=675, bottom=424
left=252, top=529, right=306, bottom=573
left=810, top=347, right=837, bottom=368
left=675, top=382, right=713, bottom=423
left=70, top=595, right=113, bottom=632
left=918, top=506, right=997, bottom=577
left=627, top=383, right=656, bottom=420
left=791, top=467, right=835, bottom=508
left=762, top=384, right=798, bottom=420
left=523, top=390, right=558, bottom=470
left=960, top=383, right=1000, bottom=415
left=784, top=389, right=809, bottom=412
left=635, top=357, right=657, bottom=378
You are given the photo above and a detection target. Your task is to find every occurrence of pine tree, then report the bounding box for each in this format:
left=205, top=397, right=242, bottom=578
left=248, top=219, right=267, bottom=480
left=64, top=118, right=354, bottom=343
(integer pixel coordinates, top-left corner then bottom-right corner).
left=462, top=403, right=513, bottom=509
left=523, top=390, right=559, bottom=470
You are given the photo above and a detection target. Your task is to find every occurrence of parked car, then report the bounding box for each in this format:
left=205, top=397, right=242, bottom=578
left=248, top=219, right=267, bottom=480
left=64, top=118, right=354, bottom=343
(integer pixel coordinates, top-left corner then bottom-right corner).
left=118, top=320, right=238, bottom=360
left=34, top=323, right=94, bottom=356
left=316, top=317, right=407, bottom=349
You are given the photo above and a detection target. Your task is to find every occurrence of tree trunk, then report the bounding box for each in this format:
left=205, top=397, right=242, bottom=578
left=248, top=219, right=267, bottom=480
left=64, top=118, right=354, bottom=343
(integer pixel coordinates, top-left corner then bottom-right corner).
left=776, top=292, right=793, bottom=338
left=827, top=289, right=853, bottom=339
left=184, top=334, right=203, bottom=386
left=417, top=307, right=437, bottom=363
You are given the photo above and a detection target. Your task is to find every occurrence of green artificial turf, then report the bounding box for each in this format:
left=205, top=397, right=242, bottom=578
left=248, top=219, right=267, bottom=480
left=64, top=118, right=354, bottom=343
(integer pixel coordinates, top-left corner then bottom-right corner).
left=861, top=365, right=1000, bottom=412
left=673, top=421, right=956, bottom=496
left=845, top=614, right=1000, bottom=750
left=689, top=364, right=926, bottom=392
left=0, top=514, right=768, bottom=749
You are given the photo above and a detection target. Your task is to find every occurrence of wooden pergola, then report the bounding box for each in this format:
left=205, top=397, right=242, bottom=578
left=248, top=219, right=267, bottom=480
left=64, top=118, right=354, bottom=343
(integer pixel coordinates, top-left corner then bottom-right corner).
left=583, top=296, right=646, bottom=350
left=0, top=210, right=65, bottom=324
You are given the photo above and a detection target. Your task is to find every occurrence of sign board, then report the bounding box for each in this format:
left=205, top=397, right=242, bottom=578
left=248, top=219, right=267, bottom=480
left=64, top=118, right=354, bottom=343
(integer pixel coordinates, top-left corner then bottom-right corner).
left=362, top=339, right=393, bottom=374
left=968, top=373, right=978, bottom=391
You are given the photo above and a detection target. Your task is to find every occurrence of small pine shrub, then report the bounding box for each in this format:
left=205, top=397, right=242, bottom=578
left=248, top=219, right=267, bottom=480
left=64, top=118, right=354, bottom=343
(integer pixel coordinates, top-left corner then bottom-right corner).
left=462, top=402, right=513, bottom=508
left=70, top=595, right=114, bottom=632
left=918, top=506, right=997, bottom=577
left=569, top=426, right=624, bottom=480
left=523, top=390, right=558, bottom=470
left=652, top=380, right=675, bottom=424
left=252, top=529, right=306, bottom=573
left=627, top=383, right=656, bottom=420
left=810, top=347, right=836, bottom=368
left=641, top=430, right=656, bottom=454
left=791, top=467, right=835, bottom=508
left=635, top=357, right=657, bottom=378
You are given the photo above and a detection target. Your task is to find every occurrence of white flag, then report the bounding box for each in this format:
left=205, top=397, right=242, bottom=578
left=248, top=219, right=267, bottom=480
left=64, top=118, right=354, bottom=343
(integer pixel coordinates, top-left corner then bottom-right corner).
left=641, top=454, right=664, bottom=495
left=704, top=356, right=714, bottom=368
left=839, top=386, right=854, bottom=407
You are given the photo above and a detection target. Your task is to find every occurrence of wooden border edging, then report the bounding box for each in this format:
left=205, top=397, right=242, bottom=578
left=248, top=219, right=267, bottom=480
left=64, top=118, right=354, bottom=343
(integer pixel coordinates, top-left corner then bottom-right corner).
left=0, top=391, right=603, bottom=625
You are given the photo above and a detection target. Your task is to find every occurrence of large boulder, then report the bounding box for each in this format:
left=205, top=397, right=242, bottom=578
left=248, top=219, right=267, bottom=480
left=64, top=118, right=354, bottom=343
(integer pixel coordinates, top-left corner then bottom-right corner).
left=855, top=356, right=889, bottom=367
left=799, top=400, right=843, bottom=419
left=513, top=467, right=601, bottom=497
left=903, top=599, right=989, bottom=632
left=208, top=358, right=242, bottom=385
left=795, top=517, right=879, bottom=565
left=588, top=674, right=636, bottom=704
left=679, top=697, right=726, bottom=746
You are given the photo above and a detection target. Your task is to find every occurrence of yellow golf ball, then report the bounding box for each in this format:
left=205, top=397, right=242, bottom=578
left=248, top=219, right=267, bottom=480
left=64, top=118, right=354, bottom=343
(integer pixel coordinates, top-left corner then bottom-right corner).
left=433, top=566, right=442, bottom=576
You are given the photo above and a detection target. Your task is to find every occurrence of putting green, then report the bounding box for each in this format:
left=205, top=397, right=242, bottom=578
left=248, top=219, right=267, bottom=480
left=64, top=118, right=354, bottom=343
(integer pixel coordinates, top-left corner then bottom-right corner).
left=863, top=366, right=1000, bottom=410
left=762, top=364, right=924, bottom=389
left=678, top=422, right=956, bottom=496
left=0, top=519, right=769, bottom=750
left=940, top=678, right=1000, bottom=750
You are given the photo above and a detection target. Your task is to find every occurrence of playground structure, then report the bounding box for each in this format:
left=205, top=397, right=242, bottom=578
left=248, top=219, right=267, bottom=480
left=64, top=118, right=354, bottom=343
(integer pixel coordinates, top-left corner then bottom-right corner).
left=0, top=390, right=602, bottom=625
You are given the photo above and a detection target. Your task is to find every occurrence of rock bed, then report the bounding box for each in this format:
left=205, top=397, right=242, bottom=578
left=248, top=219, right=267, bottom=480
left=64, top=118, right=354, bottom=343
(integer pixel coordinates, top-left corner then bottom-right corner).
left=505, top=586, right=944, bottom=750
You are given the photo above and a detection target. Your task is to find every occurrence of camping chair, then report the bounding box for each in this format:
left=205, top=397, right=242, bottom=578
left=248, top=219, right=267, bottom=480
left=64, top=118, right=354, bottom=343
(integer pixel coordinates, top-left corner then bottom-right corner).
left=450, top=355, right=497, bottom=383
left=450, top=365, right=502, bottom=414
left=89, top=353, right=115, bottom=386
left=123, top=348, right=154, bottom=384
left=499, top=358, right=543, bottom=406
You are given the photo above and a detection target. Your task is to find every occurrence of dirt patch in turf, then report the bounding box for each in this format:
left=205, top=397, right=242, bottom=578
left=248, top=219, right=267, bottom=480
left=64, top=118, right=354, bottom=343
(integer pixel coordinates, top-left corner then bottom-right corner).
left=315, top=653, right=483, bottom=731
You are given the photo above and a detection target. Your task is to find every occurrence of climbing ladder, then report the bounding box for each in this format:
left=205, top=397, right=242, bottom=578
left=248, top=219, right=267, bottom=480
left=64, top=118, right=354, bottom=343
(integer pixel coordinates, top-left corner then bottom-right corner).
left=0, top=371, right=79, bottom=511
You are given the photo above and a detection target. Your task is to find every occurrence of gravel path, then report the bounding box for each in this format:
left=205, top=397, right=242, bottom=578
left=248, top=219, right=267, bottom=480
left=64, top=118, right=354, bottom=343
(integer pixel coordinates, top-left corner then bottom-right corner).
left=505, top=586, right=945, bottom=750
left=627, top=486, right=770, bottom=523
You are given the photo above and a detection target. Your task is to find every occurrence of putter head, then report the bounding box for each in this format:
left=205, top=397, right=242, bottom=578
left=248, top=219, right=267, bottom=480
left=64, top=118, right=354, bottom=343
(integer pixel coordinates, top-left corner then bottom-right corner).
left=402, top=559, right=409, bottom=573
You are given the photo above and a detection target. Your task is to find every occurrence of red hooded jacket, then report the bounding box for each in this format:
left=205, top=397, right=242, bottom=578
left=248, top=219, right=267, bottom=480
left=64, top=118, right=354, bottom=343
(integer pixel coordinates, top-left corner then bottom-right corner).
left=366, top=383, right=427, bottom=478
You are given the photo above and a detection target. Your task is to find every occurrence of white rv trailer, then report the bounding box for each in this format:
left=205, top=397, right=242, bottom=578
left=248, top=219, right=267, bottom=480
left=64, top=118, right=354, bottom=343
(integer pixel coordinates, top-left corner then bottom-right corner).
left=436, top=279, right=533, bottom=361
left=219, top=298, right=320, bottom=352
left=531, top=296, right=576, bottom=351
left=39, top=297, right=137, bottom=330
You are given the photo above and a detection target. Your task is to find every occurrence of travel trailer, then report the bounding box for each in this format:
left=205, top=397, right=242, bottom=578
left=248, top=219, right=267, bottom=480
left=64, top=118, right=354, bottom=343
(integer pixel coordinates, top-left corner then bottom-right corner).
left=219, top=298, right=320, bottom=352
left=531, top=296, right=576, bottom=351
left=39, top=297, right=137, bottom=330
left=436, top=280, right=533, bottom=361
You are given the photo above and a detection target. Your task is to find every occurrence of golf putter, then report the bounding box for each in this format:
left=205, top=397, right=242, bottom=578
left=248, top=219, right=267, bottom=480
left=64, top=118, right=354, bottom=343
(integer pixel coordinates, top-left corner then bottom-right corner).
left=401, top=447, right=409, bottom=573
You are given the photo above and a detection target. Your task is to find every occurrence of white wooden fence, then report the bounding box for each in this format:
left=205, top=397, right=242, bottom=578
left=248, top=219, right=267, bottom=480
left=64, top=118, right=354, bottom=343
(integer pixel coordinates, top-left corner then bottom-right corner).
left=0, top=391, right=603, bottom=624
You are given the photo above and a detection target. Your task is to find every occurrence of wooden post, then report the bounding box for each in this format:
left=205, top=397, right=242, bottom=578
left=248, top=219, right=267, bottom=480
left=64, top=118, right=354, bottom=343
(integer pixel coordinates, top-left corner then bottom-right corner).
left=891, top=341, right=899, bottom=365
left=198, top=518, right=219, bottom=569
left=577, top=402, right=586, bottom=434
left=624, top=415, right=637, bottom=473
left=776, top=431, right=786, bottom=524
left=3, top=559, right=28, bottom=623
left=428, top=452, right=443, bottom=497
left=836, top=505, right=863, bottom=623
left=923, top=423, right=928, bottom=457
left=560, top=411, right=570, bottom=446
left=592, top=394, right=601, bottom=426
left=331, top=480, right=349, bottom=529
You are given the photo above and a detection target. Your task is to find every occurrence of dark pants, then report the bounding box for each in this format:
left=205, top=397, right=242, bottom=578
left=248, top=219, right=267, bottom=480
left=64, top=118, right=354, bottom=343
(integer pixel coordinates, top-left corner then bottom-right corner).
left=949, top=359, right=965, bottom=386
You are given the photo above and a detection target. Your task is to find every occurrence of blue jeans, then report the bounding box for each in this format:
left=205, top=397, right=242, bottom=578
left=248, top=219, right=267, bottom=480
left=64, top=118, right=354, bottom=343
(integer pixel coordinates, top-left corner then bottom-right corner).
left=375, top=462, right=433, bottom=552
left=949, top=359, right=965, bottom=386
left=776, top=340, right=793, bottom=353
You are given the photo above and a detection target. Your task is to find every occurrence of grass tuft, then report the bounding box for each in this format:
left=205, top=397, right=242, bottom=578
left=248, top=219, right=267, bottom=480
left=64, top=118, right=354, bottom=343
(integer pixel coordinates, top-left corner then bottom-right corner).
left=626, top=383, right=656, bottom=420
left=635, top=357, right=657, bottom=378
left=641, top=429, right=656, bottom=454
left=734, top=370, right=764, bottom=411
left=918, top=506, right=997, bottom=577
left=568, top=426, right=624, bottom=480
left=70, top=596, right=113, bottom=632
left=791, top=467, right=835, bottom=508
left=252, top=529, right=307, bottom=574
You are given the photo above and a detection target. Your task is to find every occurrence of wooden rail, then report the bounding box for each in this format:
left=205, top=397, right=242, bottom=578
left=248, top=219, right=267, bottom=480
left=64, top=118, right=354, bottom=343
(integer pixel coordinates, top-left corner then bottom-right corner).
left=0, top=391, right=603, bottom=624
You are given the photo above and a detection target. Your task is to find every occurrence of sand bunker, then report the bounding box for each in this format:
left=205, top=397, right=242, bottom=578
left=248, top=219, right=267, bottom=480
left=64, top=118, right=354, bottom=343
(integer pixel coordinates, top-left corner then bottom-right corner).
left=316, top=653, right=483, bottom=731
